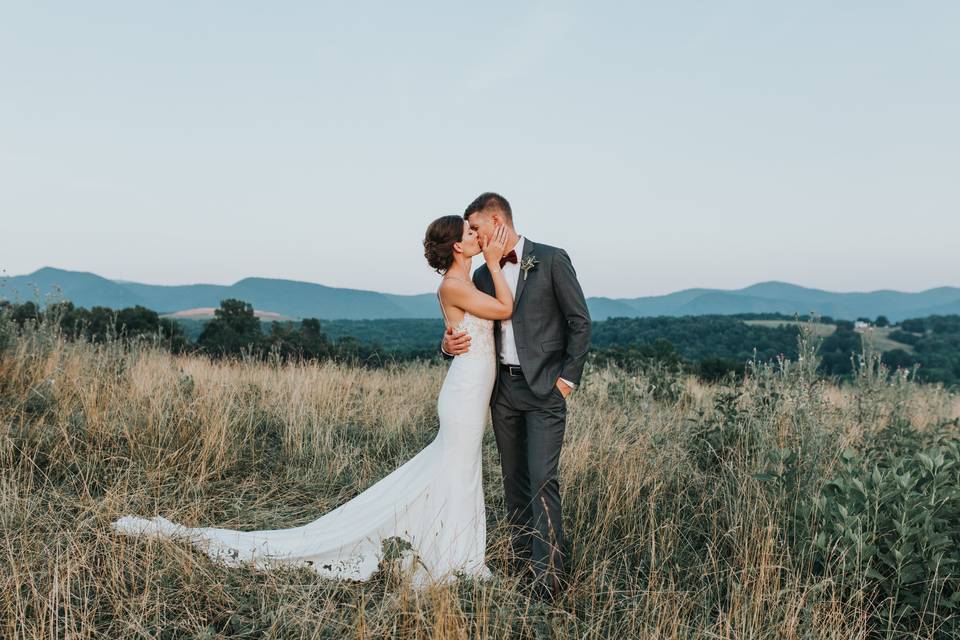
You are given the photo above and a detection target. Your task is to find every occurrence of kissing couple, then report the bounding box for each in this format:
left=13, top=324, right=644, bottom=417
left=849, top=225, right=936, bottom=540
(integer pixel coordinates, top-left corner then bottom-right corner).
left=112, top=192, right=592, bottom=601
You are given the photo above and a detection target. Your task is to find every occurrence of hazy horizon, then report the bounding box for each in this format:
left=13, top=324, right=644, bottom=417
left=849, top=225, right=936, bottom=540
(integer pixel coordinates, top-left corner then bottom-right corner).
left=3, top=264, right=958, bottom=299
left=2, top=2, right=958, bottom=297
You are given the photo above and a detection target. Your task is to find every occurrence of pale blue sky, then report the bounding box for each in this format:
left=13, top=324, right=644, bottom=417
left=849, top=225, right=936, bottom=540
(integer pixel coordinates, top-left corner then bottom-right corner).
left=2, top=2, right=958, bottom=297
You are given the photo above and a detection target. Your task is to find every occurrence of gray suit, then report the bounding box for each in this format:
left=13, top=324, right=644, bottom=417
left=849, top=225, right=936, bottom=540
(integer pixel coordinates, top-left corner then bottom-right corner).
left=469, top=238, right=592, bottom=591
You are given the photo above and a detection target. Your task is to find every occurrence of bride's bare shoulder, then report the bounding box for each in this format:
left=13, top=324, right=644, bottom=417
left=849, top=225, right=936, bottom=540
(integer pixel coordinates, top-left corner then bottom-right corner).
left=438, top=278, right=473, bottom=299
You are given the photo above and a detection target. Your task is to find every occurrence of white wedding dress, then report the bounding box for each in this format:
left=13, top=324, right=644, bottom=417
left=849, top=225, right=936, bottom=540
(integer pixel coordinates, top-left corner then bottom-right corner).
left=111, top=303, right=496, bottom=588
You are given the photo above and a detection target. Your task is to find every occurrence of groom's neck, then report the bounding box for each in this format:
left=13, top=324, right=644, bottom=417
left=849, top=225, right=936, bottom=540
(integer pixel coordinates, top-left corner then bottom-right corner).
left=505, top=231, right=521, bottom=254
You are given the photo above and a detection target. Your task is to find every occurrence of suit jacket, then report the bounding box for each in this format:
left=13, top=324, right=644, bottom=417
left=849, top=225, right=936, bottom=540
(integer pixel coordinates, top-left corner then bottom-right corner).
left=470, top=238, right=592, bottom=402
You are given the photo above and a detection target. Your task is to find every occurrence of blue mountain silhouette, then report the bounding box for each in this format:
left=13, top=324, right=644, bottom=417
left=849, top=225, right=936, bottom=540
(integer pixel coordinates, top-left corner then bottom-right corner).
left=2, top=268, right=958, bottom=322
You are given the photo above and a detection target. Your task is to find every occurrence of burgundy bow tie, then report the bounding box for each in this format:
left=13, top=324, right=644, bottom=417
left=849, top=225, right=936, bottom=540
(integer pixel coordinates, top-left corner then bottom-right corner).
left=499, top=250, right=518, bottom=269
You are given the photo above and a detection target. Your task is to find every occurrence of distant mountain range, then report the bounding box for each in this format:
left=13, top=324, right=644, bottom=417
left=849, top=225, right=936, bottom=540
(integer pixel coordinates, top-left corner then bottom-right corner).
left=3, top=267, right=959, bottom=322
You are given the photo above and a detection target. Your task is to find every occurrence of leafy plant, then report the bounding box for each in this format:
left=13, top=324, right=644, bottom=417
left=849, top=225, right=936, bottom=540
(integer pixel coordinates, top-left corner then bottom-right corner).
left=685, top=389, right=762, bottom=473
left=810, top=427, right=960, bottom=635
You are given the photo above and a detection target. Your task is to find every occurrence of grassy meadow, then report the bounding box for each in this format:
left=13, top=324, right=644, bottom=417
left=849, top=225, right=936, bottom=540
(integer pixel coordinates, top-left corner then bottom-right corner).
left=1, top=317, right=959, bottom=639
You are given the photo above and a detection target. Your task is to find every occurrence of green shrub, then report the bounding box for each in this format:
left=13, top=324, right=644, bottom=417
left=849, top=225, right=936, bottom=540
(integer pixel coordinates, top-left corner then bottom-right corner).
left=684, top=389, right=760, bottom=473
left=810, top=422, right=960, bottom=635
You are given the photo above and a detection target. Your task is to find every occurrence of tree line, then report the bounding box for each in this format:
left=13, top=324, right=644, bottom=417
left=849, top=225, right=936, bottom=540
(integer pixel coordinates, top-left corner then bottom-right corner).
left=0, top=298, right=415, bottom=366
left=2, top=298, right=958, bottom=386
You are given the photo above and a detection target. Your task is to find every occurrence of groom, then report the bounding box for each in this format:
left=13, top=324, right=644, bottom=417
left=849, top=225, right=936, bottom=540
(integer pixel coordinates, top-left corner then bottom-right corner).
left=442, top=192, right=592, bottom=597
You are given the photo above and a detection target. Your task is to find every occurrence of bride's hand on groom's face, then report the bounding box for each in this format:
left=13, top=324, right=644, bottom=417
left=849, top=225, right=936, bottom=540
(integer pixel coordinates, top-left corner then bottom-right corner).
left=481, top=224, right=508, bottom=265
left=443, top=326, right=471, bottom=355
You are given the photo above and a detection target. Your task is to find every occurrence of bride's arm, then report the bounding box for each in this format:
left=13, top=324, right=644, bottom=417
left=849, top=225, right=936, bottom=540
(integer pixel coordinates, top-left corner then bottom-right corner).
left=441, top=225, right=514, bottom=321
left=441, top=276, right=512, bottom=321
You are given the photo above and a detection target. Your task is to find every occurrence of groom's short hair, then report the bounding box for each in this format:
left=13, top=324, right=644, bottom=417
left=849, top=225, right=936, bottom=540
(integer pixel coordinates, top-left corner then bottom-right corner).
left=464, top=192, right=512, bottom=221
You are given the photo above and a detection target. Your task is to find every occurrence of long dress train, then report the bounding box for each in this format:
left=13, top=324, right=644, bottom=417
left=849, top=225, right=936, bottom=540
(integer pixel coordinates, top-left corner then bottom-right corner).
left=111, top=309, right=496, bottom=588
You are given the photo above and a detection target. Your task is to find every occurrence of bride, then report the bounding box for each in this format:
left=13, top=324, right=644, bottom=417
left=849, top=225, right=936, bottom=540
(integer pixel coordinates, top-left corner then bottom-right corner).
left=111, top=216, right=514, bottom=588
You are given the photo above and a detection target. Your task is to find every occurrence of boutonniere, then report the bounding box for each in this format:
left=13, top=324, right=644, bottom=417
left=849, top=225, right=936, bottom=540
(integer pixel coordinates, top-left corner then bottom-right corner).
left=519, top=255, right=539, bottom=281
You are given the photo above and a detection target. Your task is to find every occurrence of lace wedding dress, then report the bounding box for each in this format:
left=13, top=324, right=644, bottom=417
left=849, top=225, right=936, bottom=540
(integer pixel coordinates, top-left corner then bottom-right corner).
left=111, top=303, right=496, bottom=588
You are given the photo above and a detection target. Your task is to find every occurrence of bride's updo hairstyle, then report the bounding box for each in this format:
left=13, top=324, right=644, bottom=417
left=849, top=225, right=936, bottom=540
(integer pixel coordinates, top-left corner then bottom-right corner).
left=423, top=215, right=465, bottom=274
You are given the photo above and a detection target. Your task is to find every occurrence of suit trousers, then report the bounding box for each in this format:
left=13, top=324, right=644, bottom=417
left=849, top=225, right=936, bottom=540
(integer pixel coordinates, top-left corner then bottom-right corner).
left=491, top=365, right=567, bottom=591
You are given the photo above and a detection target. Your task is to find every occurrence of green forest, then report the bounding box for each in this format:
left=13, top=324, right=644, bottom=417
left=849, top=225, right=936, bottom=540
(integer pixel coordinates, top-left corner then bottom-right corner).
left=2, top=299, right=958, bottom=387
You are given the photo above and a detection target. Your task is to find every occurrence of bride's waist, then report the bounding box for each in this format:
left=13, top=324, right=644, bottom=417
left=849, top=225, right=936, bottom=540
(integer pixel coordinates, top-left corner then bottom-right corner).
left=452, top=350, right=495, bottom=365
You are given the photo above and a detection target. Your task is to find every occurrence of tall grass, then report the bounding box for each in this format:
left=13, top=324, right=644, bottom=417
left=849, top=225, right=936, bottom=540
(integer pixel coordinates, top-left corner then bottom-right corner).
left=1, top=316, right=957, bottom=638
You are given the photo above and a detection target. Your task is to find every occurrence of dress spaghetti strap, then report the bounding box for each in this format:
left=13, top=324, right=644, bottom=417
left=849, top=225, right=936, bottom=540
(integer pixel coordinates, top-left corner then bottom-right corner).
left=436, top=291, right=451, bottom=328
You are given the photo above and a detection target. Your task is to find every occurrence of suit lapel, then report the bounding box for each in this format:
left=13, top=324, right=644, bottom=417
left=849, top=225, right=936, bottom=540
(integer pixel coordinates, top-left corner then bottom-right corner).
left=513, top=238, right=536, bottom=310
left=477, top=264, right=494, bottom=294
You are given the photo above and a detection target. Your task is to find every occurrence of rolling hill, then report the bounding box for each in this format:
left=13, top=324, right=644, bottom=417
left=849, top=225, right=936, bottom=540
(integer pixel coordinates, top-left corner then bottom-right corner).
left=2, top=267, right=958, bottom=322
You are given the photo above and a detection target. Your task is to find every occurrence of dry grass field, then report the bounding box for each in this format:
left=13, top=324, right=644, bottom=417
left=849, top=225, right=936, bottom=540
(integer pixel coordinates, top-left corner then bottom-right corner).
left=1, top=319, right=958, bottom=639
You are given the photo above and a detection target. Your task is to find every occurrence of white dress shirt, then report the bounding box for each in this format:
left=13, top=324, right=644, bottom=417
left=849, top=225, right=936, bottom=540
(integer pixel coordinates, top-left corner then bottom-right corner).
left=498, top=236, right=524, bottom=366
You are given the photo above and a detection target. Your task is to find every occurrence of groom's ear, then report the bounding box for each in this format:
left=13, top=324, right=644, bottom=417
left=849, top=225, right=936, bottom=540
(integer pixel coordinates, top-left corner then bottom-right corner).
left=490, top=210, right=512, bottom=229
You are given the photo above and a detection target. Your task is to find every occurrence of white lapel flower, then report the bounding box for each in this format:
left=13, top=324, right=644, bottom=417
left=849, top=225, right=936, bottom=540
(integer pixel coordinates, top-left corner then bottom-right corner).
left=519, top=255, right=539, bottom=281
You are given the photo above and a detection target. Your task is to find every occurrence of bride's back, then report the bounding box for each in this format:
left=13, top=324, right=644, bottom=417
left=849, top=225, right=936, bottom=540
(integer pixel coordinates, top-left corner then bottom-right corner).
left=437, top=291, right=495, bottom=365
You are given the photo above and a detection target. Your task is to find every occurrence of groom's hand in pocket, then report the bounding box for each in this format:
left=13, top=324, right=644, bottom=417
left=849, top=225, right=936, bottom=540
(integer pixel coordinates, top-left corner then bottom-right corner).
left=555, top=378, right=572, bottom=398
left=442, top=326, right=471, bottom=356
